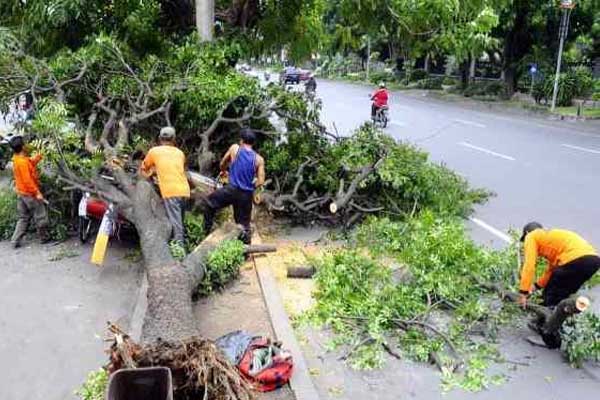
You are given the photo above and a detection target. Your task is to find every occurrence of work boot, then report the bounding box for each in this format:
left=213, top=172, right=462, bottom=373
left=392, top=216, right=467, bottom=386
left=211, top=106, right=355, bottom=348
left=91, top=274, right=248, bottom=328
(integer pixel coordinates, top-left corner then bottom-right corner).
left=11, top=240, right=22, bottom=249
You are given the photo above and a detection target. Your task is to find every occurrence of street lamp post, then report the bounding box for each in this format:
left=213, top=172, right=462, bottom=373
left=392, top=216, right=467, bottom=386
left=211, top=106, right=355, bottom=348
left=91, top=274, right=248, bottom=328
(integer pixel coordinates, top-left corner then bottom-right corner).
left=551, top=0, right=576, bottom=112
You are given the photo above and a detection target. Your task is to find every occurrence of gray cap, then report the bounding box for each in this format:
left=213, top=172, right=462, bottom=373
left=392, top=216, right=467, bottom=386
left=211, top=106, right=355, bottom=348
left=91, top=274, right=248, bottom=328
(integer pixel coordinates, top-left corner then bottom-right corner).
left=159, top=126, right=176, bottom=140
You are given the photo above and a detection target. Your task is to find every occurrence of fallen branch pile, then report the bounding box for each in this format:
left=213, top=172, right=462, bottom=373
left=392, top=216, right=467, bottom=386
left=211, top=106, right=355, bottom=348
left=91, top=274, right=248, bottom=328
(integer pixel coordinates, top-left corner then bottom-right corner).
left=108, top=325, right=255, bottom=400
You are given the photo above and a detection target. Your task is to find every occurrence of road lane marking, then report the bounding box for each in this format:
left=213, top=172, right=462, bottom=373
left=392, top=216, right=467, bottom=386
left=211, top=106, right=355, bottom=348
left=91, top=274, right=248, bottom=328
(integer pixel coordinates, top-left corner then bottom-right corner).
left=390, top=121, right=406, bottom=127
left=453, top=118, right=486, bottom=128
left=469, top=217, right=513, bottom=243
left=458, top=142, right=516, bottom=161
left=561, top=143, right=600, bottom=155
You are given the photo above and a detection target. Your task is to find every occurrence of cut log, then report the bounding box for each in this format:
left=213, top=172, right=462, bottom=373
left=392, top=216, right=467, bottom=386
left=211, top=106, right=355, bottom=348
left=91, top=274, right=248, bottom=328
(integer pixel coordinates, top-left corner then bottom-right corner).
left=244, top=244, right=277, bottom=254
left=539, top=296, right=589, bottom=349
left=287, top=265, right=316, bottom=278
left=484, top=282, right=590, bottom=348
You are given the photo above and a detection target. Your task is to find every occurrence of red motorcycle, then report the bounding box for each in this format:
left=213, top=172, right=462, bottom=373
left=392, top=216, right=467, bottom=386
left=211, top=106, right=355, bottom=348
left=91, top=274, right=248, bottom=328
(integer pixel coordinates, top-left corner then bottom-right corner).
left=77, top=185, right=134, bottom=243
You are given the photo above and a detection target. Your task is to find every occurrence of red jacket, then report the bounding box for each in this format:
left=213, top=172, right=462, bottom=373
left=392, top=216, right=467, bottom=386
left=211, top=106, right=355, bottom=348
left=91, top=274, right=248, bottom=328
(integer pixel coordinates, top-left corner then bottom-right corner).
left=372, top=89, right=389, bottom=107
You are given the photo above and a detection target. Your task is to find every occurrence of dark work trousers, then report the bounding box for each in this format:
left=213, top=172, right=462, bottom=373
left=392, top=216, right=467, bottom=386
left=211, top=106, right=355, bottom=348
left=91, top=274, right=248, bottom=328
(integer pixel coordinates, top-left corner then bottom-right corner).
left=164, top=197, right=188, bottom=244
left=204, top=185, right=253, bottom=244
left=543, top=255, right=600, bottom=306
left=11, top=195, right=49, bottom=245
left=371, top=103, right=378, bottom=118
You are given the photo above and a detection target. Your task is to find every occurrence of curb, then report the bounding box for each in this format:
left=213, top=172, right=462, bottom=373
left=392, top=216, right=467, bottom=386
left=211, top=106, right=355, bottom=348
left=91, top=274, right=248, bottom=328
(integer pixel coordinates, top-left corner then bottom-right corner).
left=252, top=236, right=320, bottom=400
left=129, top=271, right=148, bottom=342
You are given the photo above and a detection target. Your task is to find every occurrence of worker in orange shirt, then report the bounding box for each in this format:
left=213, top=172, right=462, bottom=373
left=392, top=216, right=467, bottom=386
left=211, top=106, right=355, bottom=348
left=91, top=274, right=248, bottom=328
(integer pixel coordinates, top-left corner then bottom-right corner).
left=140, top=127, right=190, bottom=246
left=518, top=222, right=600, bottom=308
left=9, top=136, right=50, bottom=248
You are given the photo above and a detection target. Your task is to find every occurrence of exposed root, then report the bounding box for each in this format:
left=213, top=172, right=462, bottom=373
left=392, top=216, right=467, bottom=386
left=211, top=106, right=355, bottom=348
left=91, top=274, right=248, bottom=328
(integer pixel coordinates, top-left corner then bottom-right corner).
left=107, top=326, right=256, bottom=400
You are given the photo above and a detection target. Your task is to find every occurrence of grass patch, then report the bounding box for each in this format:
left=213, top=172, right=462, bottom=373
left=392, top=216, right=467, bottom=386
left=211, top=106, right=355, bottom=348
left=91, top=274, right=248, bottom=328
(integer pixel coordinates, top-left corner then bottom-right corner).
left=554, top=106, right=600, bottom=118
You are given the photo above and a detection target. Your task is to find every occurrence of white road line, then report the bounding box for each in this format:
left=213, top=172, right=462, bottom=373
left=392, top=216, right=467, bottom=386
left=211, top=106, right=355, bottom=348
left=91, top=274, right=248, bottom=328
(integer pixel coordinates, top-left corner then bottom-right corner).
left=390, top=121, right=406, bottom=127
left=469, top=217, right=513, bottom=244
left=458, top=141, right=516, bottom=161
left=561, top=143, right=600, bottom=155
left=453, top=118, right=486, bottom=128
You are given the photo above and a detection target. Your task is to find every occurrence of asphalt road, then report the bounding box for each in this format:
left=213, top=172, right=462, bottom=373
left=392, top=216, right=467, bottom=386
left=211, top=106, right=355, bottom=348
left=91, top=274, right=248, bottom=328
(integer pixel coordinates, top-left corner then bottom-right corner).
left=316, top=79, right=600, bottom=250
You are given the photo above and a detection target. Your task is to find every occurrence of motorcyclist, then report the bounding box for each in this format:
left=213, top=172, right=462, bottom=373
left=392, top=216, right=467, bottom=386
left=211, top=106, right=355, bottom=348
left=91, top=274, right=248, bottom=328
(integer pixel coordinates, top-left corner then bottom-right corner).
left=371, top=82, right=389, bottom=119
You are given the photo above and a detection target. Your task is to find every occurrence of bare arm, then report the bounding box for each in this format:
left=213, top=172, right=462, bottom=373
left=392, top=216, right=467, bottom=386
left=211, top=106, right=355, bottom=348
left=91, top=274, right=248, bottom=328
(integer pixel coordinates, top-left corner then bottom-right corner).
left=220, top=144, right=238, bottom=173
left=255, top=155, right=265, bottom=188
left=139, top=150, right=154, bottom=178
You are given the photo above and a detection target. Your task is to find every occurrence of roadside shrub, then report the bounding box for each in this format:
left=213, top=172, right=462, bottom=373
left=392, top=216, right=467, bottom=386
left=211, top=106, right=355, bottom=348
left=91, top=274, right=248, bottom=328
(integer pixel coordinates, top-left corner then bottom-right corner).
left=442, top=76, right=458, bottom=86
left=197, top=239, right=245, bottom=296
left=185, top=213, right=206, bottom=249
left=409, top=69, right=428, bottom=82
left=77, top=368, right=108, bottom=400
left=368, top=70, right=393, bottom=84
left=534, top=67, right=594, bottom=106
left=463, top=81, right=507, bottom=98
left=416, top=77, right=444, bottom=90
left=592, top=79, right=600, bottom=101
left=0, top=189, right=17, bottom=240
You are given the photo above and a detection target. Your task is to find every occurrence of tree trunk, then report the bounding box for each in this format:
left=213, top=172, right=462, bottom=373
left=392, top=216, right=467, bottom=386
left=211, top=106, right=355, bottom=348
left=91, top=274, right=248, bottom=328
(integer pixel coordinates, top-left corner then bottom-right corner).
left=460, top=61, right=470, bottom=89
left=502, top=0, right=533, bottom=96
left=196, top=0, right=215, bottom=42
left=424, top=53, right=430, bottom=73
left=469, top=54, right=476, bottom=79
left=119, top=178, right=242, bottom=343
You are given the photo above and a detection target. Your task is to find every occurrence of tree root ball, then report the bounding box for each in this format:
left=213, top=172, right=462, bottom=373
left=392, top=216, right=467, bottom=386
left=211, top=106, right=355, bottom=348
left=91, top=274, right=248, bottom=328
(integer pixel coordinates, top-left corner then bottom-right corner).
left=108, top=336, right=256, bottom=400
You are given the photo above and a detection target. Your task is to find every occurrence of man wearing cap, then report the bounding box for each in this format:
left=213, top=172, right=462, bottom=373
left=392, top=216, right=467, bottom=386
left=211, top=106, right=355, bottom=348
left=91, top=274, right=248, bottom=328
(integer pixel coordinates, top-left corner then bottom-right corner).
left=140, top=127, right=190, bottom=245
left=518, top=222, right=600, bottom=308
left=203, top=128, right=265, bottom=244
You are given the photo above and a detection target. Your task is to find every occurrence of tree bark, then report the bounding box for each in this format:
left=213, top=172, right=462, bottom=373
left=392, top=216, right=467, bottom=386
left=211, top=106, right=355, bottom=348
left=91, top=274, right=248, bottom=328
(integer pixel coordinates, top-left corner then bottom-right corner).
left=196, top=0, right=215, bottom=42
left=469, top=54, right=476, bottom=79
left=501, top=0, right=533, bottom=96
left=460, top=61, right=470, bottom=89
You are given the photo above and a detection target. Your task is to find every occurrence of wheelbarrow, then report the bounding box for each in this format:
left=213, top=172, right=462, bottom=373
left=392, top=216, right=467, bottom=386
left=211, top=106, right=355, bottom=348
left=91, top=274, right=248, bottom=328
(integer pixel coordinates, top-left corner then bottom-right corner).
left=106, top=367, right=173, bottom=400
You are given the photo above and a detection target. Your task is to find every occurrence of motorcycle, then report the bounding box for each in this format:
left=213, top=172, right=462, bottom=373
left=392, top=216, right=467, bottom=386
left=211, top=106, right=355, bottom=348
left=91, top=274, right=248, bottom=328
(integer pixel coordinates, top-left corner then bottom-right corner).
left=76, top=176, right=134, bottom=243
left=372, top=105, right=389, bottom=128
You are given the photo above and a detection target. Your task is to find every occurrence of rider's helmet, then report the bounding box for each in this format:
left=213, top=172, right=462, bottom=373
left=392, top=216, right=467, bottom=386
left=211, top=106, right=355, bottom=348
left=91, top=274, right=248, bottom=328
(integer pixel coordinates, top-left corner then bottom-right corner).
left=379, top=82, right=386, bottom=88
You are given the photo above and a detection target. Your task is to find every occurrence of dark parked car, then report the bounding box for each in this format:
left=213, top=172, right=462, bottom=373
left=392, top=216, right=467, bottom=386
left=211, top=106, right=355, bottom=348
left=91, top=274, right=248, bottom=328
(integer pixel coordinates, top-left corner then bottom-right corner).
left=281, top=67, right=300, bottom=84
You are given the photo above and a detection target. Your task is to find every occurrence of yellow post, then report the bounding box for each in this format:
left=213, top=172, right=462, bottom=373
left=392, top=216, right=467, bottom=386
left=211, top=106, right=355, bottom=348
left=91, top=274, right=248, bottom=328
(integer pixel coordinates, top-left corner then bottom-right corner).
left=91, top=209, right=114, bottom=266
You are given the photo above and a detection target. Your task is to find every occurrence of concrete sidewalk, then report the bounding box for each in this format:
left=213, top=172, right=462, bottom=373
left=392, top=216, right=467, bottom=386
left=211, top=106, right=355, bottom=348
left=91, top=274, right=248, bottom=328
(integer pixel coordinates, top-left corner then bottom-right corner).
left=0, top=239, right=142, bottom=400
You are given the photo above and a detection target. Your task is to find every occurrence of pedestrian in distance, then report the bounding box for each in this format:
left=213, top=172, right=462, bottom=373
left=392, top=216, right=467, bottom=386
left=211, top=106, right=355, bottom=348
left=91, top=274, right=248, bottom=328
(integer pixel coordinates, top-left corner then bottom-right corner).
left=10, top=135, right=50, bottom=248
left=518, top=222, right=600, bottom=309
left=140, top=127, right=191, bottom=247
left=203, top=128, right=265, bottom=244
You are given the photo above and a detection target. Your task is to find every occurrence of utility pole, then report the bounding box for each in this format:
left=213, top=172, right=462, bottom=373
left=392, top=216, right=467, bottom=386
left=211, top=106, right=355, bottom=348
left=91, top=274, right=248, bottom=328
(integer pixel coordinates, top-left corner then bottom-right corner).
left=551, top=0, right=575, bottom=112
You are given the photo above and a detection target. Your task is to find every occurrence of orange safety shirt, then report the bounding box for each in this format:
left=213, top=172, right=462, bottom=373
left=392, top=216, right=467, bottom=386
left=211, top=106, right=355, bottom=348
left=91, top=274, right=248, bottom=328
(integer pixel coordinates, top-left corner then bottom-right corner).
left=12, top=153, right=42, bottom=197
left=520, top=229, right=596, bottom=292
left=141, top=145, right=190, bottom=199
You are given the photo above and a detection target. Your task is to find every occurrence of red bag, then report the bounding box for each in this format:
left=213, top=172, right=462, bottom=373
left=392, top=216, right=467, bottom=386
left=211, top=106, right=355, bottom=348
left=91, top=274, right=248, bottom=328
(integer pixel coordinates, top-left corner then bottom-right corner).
left=238, top=337, right=294, bottom=392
